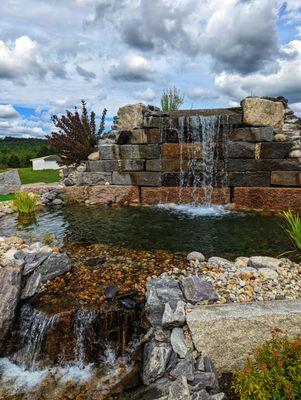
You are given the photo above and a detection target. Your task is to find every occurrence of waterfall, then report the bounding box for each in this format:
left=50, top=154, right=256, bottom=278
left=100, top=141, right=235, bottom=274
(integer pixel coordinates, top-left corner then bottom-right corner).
left=11, top=304, right=59, bottom=370
left=177, top=114, right=229, bottom=206
left=73, top=309, right=96, bottom=368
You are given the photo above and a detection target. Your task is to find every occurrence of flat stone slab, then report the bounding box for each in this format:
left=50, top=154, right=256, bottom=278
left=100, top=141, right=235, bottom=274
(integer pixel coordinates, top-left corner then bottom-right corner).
left=186, top=300, right=301, bottom=373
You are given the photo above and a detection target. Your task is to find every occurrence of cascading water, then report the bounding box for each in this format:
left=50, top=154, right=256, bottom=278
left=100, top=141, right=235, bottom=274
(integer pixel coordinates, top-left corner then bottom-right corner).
left=176, top=114, right=230, bottom=212
left=0, top=303, right=140, bottom=399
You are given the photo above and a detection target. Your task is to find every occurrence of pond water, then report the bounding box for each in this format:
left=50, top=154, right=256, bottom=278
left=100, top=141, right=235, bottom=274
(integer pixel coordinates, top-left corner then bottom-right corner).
left=0, top=203, right=290, bottom=259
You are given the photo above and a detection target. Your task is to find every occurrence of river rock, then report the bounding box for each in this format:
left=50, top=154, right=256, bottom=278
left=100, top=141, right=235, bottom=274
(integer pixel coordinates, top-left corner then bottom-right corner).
left=259, top=268, right=279, bottom=280
left=207, top=257, right=232, bottom=266
left=145, top=277, right=184, bottom=326
left=37, top=253, right=71, bottom=282
left=162, top=301, right=186, bottom=328
left=104, top=283, right=119, bottom=299
left=248, top=256, right=281, bottom=270
left=171, top=327, right=191, bottom=358
left=0, top=266, right=22, bottom=343
left=22, top=252, right=51, bottom=276
left=168, top=376, right=191, bottom=400
left=21, top=271, right=42, bottom=300
left=169, top=355, right=195, bottom=382
left=180, top=276, right=218, bottom=304
left=187, top=252, right=205, bottom=262
left=143, top=339, right=172, bottom=385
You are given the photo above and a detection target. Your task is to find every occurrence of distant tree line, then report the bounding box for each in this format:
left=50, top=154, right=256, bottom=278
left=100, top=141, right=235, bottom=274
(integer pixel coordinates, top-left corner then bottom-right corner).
left=0, top=137, right=55, bottom=169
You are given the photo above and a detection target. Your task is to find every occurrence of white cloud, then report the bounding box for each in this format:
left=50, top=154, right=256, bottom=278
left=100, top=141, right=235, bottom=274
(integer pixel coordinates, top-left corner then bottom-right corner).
left=0, top=36, right=65, bottom=80
left=134, top=87, right=156, bottom=101
left=110, top=54, right=153, bottom=81
left=187, top=88, right=218, bottom=100
left=215, top=39, right=301, bottom=103
left=0, top=104, right=20, bottom=119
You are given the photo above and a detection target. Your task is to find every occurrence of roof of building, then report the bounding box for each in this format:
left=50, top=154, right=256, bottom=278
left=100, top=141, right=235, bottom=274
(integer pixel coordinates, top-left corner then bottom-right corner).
left=30, top=154, right=61, bottom=162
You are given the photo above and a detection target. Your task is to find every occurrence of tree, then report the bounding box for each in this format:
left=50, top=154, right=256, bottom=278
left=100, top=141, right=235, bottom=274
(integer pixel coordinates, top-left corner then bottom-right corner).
left=7, top=154, right=20, bottom=168
left=161, top=87, right=184, bottom=111
left=46, top=100, right=107, bottom=166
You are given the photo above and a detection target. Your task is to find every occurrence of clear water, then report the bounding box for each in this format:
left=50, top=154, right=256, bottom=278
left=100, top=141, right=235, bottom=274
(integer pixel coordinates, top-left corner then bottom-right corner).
left=0, top=204, right=290, bottom=259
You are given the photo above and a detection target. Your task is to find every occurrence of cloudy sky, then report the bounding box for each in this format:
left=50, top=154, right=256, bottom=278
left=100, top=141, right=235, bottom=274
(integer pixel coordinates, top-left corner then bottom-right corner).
left=0, top=0, right=301, bottom=138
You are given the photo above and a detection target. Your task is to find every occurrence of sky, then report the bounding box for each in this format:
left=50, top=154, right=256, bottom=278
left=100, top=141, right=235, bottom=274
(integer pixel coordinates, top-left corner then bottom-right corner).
left=0, top=0, right=301, bottom=138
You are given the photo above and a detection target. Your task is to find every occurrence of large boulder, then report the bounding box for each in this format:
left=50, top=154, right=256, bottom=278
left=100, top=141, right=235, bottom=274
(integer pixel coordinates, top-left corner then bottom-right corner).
left=145, top=277, right=184, bottom=327
left=143, top=339, right=172, bottom=385
left=241, top=97, right=284, bottom=129
left=186, top=300, right=301, bottom=373
left=180, top=276, right=218, bottom=304
left=117, top=103, right=146, bottom=130
left=37, top=253, right=71, bottom=282
left=0, top=169, right=21, bottom=195
left=0, top=266, right=22, bottom=344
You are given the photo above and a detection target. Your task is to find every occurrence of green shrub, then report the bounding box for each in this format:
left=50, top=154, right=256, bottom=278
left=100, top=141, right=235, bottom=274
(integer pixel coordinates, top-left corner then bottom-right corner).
left=280, top=210, right=301, bottom=252
left=233, top=335, right=301, bottom=400
left=161, top=87, right=184, bottom=111
left=12, top=192, right=39, bottom=214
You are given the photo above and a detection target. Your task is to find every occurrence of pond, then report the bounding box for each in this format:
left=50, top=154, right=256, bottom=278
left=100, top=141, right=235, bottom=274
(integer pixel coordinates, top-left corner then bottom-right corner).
left=0, top=203, right=290, bottom=259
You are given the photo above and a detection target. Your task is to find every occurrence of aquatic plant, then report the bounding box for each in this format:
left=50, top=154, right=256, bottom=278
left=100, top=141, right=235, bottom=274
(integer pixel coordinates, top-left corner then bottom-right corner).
left=161, top=87, right=184, bottom=111
left=46, top=100, right=107, bottom=166
left=279, top=210, right=301, bottom=252
left=233, top=334, right=301, bottom=400
left=12, top=192, right=39, bottom=214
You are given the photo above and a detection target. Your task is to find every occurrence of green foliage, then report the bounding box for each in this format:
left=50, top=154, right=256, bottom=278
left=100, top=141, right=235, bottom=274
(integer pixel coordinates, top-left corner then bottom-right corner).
left=233, top=335, right=301, bottom=400
left=0, top=194, right=15, bottom=202
left=12, top=192, right=39, bottom=214
left=18, top=168, right=59, bottom=184
left=280, top=210, right=301, bottom=252
left=161, top=87, right=184, bottom=111
left=0, top=137, right=54, bottom=169
left=47, top=100, right=107, bottom=166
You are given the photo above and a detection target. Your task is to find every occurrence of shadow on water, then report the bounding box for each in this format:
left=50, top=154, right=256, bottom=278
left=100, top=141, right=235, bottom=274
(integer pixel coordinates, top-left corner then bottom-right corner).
left=0, top=203, right=290, bottom=259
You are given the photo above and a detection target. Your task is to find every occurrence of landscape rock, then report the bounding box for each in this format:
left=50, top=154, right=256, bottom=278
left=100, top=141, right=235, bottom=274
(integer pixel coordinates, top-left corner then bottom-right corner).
left=180, top=276, right=218, bottom=304
left=162, top=301, right=186, bottom=328
left=88, top=151, right=100, bottom=161
left=21, top=271, right=42, bottom=300
left=190, top=372, right=217, bottom=390
left=0, top=169, right=21, bottom=195
left=171, top=327, right=191, bottom=358
left=241, top=97, right=284, bottom=129
left=0, top=265, right=22, bottom=344
left=187, top=252, right=205, bottom=262
left=259, top=268, right=279, bottom=280
left=191, top=390, right=211, bottom=400
left=248, top=256, right=281, bottom=270
left=37, top=253, right=71, bottom=282
left=196, top=356, right=205, bottom=372
left=143, top=339, right=172, bottom=385
left=168, top=376, right=191, bottom=400
left=145, top=277, right=184, bottom=326
left=117, top=103, right=146, bottom=130
left=210, top=394, right=225, bottom=400
left=169, top=355, right=195, bottom=382
left=22, top=252, right=50, bottom=275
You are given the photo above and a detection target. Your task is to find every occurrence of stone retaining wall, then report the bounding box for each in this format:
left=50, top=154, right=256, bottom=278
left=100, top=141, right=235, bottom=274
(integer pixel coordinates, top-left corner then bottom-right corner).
left=62, top=96, right=301, bottom=209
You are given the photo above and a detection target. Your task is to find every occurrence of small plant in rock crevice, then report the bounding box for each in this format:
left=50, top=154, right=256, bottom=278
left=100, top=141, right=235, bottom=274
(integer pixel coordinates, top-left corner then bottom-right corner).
left=233, top=334, right=301, bottom=400
left=12, top=192, right=39, bottom=214
left=279, top=210, right=301, bottom=256
left=161, top=87, right=184, bottom=111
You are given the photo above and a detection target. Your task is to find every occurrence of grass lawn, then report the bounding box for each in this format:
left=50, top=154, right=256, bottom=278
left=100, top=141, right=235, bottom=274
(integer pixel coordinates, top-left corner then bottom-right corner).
left=0, top=193, right=15, bottom=202
left=18, top=168, right=60, bottom=184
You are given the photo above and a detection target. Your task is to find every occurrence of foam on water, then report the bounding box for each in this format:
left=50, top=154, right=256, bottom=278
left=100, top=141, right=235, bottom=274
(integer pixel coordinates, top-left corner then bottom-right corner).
left=156, top=204, right=232, bottom=217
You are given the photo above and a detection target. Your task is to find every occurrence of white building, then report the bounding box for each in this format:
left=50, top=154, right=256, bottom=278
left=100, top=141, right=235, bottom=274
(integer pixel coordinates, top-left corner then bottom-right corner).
left=30, top=155, right=61, bottom=170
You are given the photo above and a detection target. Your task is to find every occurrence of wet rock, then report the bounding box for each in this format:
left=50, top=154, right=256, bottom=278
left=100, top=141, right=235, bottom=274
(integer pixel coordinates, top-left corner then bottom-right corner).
left=171, top=327, right=191, bottom=358
left=145, top=277, right=184, bottom=327
left=121, top=378, right=171, bottom=400
left=162, top=301, right=186, bottom=328
left=119, top=298, right=140, bottom=310
left=187, top=252, right=205, bottom=262
left=180, top=276, right=218, bottom=304
left=22, top=252, right=51, bottom=276
left=143, top=339, right=172, bottom=385
left=168, top=376, right=191, bottom=400
left=0, top=266, right=22, bottom=344
left=248, top=256, right=281, bottom=270
left=117, top=290, right=139, bottom=300
left=37, top=253, right=71, bottom=283
left=169, top=355, right=195, bottom=382
left=21, top=271, right=42, bottom=300
left=86, top=257, right=106, bottom=267
left=104, top=283, right=119, bottom=299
